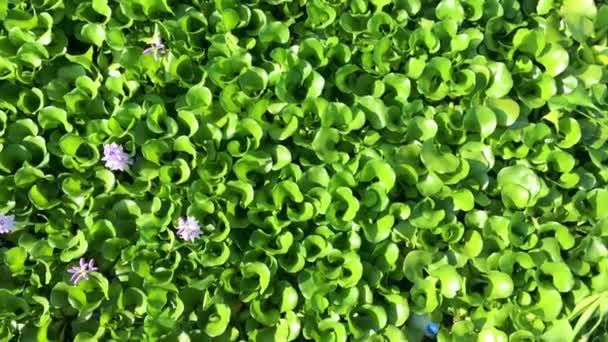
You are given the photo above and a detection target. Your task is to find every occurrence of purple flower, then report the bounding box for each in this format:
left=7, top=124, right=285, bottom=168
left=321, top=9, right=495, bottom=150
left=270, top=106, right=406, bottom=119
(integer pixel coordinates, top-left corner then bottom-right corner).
left=68, top=258, right=98, bottom=285
left=102, top=143, right=132, bottom=171
left=0, top=214, right=15, bottom=234
left=176, top=216, right=202, bottom=242
left=143, top=36, right=166, bottom=61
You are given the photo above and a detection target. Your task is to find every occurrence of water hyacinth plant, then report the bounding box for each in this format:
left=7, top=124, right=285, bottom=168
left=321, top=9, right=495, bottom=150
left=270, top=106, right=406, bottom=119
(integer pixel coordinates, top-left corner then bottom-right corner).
left=1, top=0, right=608, bottom=340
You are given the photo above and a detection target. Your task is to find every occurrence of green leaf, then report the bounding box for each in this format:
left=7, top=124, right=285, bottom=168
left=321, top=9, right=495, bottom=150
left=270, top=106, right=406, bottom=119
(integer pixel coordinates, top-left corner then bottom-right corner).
left=92, top=0, right=111, bottom=18
left=205, top=304, right=231, bottom=337
left=260, top=22, right=290, bottom=44
left=5, top=246, right=27, bottom=274
left=359, top=159, right=396, bottom=191
left=185, top=84, right=212, bottom=110
left=542, top=320, right=574, bottom=342
left=486, top=62, right=513, bottom=98
left=410, top=198, right=445, bottom=229
left=430, top=265, right=462, bottom=298
left=58, top=231, right=88, bottom=262
left=485, top=271, right=514, bottom=299
left=537, top=0, right=554, bottom=15
left=417, top=57, right=452, bottom=101
left=541, top=262, right=574, bottom=293
left=556, top=117, right=581, bottom=148
left=355, top=96, right=388, bottom=130
left=14, top=165, right=50, bottom=187
left=478, top=327, right=508, bottom=342
left=513, top=29, right=546, bottom=57
left=436, top=0, right=465, bottom=22
left=17, top=88, right=44, bottom=114
left=327, top=187, right=360, bottom=229
left=485, top=97, right=520, bottom=127
left=497, top=165, right=545, bottom=208
left=537, top=44, right=570, bottom=76
left=451, top=189, right=475, bottom=211
left=406, top=116, right=437, bottom=141
left=142, top=139, right=171, bottom=165
left=38, top=106, right=73, bottom=132
left=29, top=182, right=61, bottom=210
left=80, top=23, right=105, bottom=47
left=88, top=272, right=109, bottom=299
left=347, top=304, right=388, bottom=338
left=421, top=140, right=460, bottom=174
left=240, top=262, right=271, bottom=302
left=561, top=0, right=597, bottom=18
left=464, top=105, right=497, bottom=139
left=410, top=278, right=439, bottom=312
left=361, top=214, right=394, bottom=243
left=417, top=171, right=443, bottom=197
left=0, top=289, right=29, bottom=317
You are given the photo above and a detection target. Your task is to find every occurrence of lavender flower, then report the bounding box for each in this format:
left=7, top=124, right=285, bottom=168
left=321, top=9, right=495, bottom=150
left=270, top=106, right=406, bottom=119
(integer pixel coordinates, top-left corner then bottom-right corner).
left=0, top=214, right=15, bottom=234
left=68, top=258, right=98, bottom=285
left=176, top=216, right=202, bottom=242
left=102, top=143, right=132, bottom=171
left=143, top=36, right=167, bottom=61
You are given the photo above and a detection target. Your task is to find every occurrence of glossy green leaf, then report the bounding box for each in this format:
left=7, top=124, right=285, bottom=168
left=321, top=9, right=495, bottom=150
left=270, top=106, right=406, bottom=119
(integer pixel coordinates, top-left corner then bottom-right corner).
left=421, top=140, right=460, bottom=174
left=486, top=62, right=513, bottom=98
left=464, top=105, right=497, bottom=139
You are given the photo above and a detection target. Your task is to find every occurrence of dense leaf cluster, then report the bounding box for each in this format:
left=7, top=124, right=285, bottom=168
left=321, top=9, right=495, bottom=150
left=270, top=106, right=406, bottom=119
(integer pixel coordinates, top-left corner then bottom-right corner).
left=2, top=0, right=608, bottom=340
